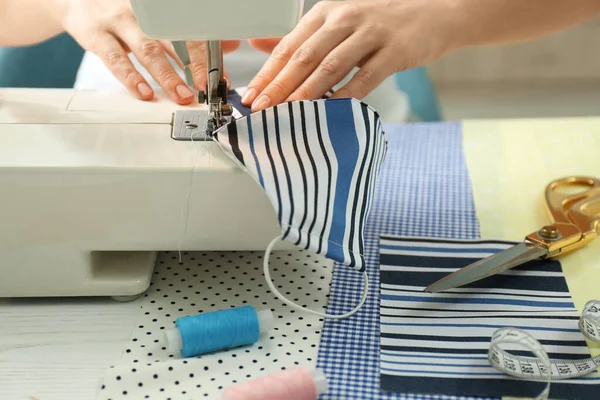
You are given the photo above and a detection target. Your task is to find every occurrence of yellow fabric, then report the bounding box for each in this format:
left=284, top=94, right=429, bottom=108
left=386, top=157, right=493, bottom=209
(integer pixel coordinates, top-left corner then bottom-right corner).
left=463, top=118, right=600, bottom=398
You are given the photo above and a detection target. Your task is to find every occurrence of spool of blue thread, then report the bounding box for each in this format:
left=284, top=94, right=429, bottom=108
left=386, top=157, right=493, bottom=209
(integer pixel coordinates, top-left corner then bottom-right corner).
left=164, top=305, right=274, bottom=357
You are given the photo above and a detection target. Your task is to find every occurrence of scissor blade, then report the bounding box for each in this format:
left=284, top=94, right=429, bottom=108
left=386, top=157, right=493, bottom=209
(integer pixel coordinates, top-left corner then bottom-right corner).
left=424, top=242, right=548, bottom=293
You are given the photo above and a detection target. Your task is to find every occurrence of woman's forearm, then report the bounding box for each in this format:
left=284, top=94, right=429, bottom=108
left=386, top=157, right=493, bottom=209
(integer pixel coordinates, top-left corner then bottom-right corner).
left=452, top=0, right=600, bottom=49
left=0, top=0, right=65, bottom=46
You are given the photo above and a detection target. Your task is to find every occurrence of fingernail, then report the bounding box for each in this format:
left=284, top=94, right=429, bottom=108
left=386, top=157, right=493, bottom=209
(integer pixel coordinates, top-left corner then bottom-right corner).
left=241, top=88, right=256, bottom=105
left=176, top=84, right=194, bottom=100
left=252, top=94, right=270, bottom=111
left=137, top=82, right=153, bottom=98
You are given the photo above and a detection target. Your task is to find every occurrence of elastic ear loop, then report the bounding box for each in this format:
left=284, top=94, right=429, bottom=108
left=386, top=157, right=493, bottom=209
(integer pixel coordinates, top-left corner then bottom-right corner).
left=263, top=236, right=369, bottom=319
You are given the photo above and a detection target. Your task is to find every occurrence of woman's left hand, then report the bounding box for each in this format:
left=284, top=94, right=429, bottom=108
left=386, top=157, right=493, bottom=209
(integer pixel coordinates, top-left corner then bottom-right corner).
left=242, top=0, right=462, bottom=111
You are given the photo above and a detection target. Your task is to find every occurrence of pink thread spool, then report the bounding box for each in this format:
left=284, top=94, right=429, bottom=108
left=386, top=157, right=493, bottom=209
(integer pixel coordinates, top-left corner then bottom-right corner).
left=222, top=366, right=328, bottom=400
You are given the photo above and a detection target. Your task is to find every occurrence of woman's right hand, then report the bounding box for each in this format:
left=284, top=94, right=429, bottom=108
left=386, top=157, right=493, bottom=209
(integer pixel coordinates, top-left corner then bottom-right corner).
left=53, top=0, right=240, bottom=104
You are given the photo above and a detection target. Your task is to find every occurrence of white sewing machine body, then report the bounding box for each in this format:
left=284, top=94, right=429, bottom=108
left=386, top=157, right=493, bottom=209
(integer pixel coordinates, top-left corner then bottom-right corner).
left=0, top=0, right=305, bottom=298
left=0, top=89, right=286, bottom=298
left=130, top=0, right=305, bottom=41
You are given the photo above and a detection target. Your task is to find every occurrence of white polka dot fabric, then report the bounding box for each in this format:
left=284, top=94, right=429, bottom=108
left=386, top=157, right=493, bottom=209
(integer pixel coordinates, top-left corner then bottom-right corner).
left=96, top=250, right=333, bottom=400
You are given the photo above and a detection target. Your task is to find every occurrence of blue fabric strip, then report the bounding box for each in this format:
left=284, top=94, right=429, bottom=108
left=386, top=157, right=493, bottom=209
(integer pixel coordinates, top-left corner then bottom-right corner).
left=380, top=294, right=574, bottom=307
left=323, top=99, right=360, bottom=265
left=379, top=244, right=507, bottom=253
left=380, top=323, right=582, bottom=333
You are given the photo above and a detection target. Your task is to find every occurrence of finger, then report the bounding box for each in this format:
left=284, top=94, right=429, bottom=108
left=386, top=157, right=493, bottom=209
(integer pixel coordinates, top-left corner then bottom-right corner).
left=331, top=53, right=393, bottom=100
left=114, top=21, right=194, bottom=105
left=185, top=41, right=208, bottom=91
left=92, top=32, right=154, bottom=101
left=241, top=13, right=327, bottom=106
left=249, top=26, right=351, bottom=111
left=247, top=38, right=283, bottom=54
left=222, top=40, right=241, bottom=53
left=286, top=33, right=377, bottom=101
left=159, top=40, right=185, bottom=70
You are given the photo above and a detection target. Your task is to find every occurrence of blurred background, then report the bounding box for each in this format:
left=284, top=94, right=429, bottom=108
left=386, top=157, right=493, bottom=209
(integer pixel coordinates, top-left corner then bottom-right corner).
left=431, top=16, right=600, bottom=120
left=2, top=17, right=600, bottom=122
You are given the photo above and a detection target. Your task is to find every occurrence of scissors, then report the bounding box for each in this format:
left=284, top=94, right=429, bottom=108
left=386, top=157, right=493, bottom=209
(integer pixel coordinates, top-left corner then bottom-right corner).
left=425, top=176, right=600, bottom=293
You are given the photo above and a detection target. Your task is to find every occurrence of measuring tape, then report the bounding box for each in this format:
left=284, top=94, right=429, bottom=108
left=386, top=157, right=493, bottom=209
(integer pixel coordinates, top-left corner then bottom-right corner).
left=489, top=300, right=600, bottom=400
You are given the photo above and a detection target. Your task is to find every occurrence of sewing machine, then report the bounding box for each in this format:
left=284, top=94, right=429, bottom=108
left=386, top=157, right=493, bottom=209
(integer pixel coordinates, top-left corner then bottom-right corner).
left=0, top=0, right=304, bottom=299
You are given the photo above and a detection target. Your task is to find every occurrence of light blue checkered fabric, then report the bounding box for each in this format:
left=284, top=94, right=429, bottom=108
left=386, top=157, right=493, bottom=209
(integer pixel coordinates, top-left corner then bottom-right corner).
left=316, top=122, right=492, bottom=399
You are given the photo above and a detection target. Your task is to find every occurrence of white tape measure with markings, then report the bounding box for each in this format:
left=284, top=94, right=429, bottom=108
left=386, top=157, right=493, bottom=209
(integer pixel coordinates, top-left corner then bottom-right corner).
left=489, top=300, right=600, bottom=400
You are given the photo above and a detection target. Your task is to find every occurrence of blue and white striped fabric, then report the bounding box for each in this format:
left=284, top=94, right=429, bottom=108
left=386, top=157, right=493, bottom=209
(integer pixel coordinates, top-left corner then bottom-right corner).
left=379, top=236, right=600, bottom=399
left=214, top=98, right=388, bottom=271
left=316, top=122, right=483, bottom=400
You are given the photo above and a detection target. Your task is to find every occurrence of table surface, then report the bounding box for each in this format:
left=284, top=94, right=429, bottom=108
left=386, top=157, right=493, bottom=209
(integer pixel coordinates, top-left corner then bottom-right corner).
left=0, top=296, right=142, bottom=400
left=3, top=116, right=599, bottom=400
left=0, top=246, right=332, bottom=400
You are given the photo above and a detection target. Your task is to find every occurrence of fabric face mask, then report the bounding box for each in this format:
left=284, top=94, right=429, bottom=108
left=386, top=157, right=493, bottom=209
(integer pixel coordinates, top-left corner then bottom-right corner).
left=213, top=97, right=388, bottom=318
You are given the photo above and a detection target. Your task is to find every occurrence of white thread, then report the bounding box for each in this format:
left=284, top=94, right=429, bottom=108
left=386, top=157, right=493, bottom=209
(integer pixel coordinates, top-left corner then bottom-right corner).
left=489, top=300, right=600, bottom=400
left=177, top=130, right=206, bottom=263
left=263, top=235, right=369, bottom=319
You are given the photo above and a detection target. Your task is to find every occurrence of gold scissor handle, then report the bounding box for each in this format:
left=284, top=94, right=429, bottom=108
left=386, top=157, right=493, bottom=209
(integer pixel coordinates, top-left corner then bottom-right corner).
left=545, top=176, right=600, bottom=238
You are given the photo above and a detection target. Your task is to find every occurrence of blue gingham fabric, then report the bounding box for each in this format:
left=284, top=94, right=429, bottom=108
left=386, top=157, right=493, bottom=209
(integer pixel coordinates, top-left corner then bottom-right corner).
left=316, top=122, right=487, bottom=399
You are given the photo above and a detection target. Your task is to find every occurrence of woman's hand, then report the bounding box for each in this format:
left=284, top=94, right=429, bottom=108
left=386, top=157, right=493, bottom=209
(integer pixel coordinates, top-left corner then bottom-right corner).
left=243, top=0, right=461, bottom=111
left=54, top=0, right=240, bottom=104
